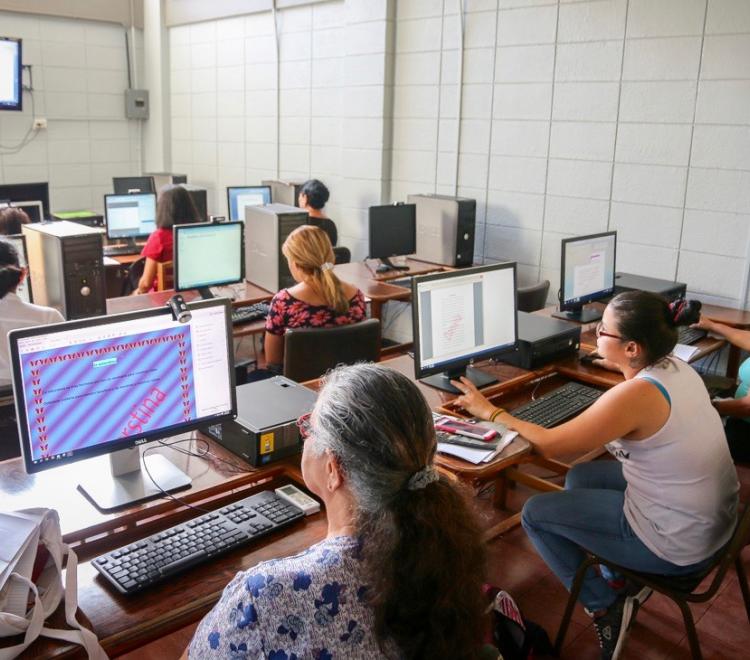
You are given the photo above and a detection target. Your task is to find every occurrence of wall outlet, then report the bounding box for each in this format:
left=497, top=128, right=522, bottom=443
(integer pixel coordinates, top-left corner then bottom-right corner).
left=33, top=118, right=47, bottom=130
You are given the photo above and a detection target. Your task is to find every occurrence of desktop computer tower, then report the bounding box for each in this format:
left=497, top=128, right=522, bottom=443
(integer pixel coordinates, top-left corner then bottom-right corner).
left=148, top=172, right=188, bottom=190
left=503, top=312, right=581, bottom=370
left=407, top=194, right=476, bottom=267
left=180, top=184, right=208, bottom=221
left=261, top=180, right=304, bottom=207
left=22, top=221, right=106, bottom=320
left=245, top=204, right=308, bottom=292
left=612, top=272, right=687, bottom=302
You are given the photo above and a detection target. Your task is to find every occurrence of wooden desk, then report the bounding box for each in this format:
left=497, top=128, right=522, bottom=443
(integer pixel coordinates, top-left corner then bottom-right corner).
left=0, top=436, right=326, bottom=659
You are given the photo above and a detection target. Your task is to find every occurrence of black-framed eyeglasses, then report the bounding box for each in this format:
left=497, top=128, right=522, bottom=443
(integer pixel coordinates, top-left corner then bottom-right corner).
left=296, top=412, right=312, bottom=440
left=595, top=322, right=623, bottom=340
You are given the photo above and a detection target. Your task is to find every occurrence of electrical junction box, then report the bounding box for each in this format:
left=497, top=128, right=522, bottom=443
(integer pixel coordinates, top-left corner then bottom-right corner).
left=125, top=89, right=149, bottom=119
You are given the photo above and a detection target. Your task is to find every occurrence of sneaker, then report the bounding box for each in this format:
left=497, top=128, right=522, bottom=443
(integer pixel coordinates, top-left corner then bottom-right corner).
left=593, top=594, right=633, bottom=660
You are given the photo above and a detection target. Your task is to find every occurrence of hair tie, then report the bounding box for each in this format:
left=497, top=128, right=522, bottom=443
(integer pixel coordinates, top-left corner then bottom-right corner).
left=320, top=262, right=334, bottom=272
left=669, top=298, right=702, bottom=326
left=406, top=465, right=439, bottom=491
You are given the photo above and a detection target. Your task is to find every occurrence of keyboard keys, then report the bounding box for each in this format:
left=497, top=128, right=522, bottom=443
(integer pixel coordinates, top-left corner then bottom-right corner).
left=511, top=381, right=603, bottom=428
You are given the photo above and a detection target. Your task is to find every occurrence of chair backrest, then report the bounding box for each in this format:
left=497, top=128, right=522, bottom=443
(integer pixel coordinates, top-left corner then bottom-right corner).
left=122, top=257, right=146, bottom=296
left=333, top=246, right=351, bottom=265
left=156, top=260, right=174, bottom=291
left=517, top=279, right=550, bottom=313
left=283, top=318, right=381, bottom=383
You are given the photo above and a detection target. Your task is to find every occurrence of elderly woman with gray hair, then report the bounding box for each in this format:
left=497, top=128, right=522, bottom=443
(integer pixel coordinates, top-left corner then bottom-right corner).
left=186, top=363, right=487, bottom=660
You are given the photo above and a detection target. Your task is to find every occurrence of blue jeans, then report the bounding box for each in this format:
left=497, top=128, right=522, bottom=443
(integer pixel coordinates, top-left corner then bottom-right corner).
left=521, top=461, right=712, bottom=611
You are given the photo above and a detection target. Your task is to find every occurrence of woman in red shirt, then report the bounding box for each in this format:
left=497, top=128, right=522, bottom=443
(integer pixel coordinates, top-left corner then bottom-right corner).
left=135, top=186, right=201, bottom=294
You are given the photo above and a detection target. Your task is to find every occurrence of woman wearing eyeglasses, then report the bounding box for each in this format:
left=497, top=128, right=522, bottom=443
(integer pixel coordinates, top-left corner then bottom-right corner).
left=186, top=363, right=487, bottom=660
left=453, top=290, right=738, bottom=660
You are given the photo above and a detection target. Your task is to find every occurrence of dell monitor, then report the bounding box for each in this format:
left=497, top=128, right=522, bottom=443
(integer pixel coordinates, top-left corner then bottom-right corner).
left=9, top=298, right=236, bottom=510
left=2, top=234, right=32, bottom=303
left=113, top=176, right=156, bottom=195
left=369, top=203, right=417, bottom=273
left=412, top=262, right=518, bottom=393
left=553, top=231, right=617, bottom=324
left=104, top=193, right=157, bottom=249
left=0, top=37, right=22, bottom=111
left=227, top=186, right=272, bottom=221
left=174, top=221, right=244, bottom=299
left=0, top=182, right=50, bottom=219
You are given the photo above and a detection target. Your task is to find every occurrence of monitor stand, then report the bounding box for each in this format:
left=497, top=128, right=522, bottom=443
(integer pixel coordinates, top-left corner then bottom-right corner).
left=78, top=446, right=191, bottom=511
left=552, top=305, right=603, bottom=324
left=376, top=257, right=410, bottom=274
left=197, top=287, right=215, bottom=300
left=420, top=365, right=498, bottom=394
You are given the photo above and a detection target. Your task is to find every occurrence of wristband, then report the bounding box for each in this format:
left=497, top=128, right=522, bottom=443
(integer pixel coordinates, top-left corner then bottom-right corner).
left=489, top=407, right=505, bottom=423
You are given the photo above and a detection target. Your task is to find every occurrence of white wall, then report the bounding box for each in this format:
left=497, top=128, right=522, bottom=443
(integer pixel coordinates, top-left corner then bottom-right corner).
left=0, top=11, right=143, bottom=215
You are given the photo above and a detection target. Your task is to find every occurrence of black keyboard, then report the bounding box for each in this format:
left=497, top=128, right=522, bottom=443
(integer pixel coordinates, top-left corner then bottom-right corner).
left=103, top=244, right=141, bottom=256
left=677, top=327, right=707, bottom=345
left=92, top=490, right=304, bottom=595
left=511, top=381, right=603, bottom=428
left=231, top=302, right=270, bottom=325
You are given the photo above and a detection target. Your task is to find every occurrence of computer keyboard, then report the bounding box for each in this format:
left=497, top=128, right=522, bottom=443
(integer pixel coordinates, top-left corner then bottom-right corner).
left=677, top=326, right=707, bottom=345
left=231, top=302, right=271, bottom=325
left=103, top=244, right=141, bottom=257
left=92, top=490, right=304, bottom=595
left=511, top=381, right=603, bottom=428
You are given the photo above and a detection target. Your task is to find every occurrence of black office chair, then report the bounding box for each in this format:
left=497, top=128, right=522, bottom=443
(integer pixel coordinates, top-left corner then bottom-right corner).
left=121, top=257, right=146, bottom=296
left=517, top=280, right=550, bottom=313
left=283, top=318, right=381, bottom=383
left=332, top=246, right=351, bottom=265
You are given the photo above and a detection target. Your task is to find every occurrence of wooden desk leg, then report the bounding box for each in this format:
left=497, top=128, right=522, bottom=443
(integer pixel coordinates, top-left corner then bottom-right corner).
left=493, top=473, right=508, bottom=509
left=370, top=300, right=383, bottom=321
left=728, top=344, right=741, bottom=380
left=483, top=513, right=523, bottom=542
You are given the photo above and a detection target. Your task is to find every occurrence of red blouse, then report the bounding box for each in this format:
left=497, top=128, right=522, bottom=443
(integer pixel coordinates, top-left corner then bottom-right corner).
left=265, top=289, right=367, bottom=336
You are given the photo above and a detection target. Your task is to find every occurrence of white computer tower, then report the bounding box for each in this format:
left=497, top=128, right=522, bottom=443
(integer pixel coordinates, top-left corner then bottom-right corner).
left=245, top=204, right=308, bottom=292
left=407, top=194, right=476, bottom=267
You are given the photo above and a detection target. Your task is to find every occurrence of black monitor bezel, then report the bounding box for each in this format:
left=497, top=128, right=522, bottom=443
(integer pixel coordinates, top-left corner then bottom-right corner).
left=4, top=233, right=33, bottom=303
left=226, top=185, right=272, bottom=221
left=9, top=298, right=237, bottom=476
left=559, top=231, right=617, bottom=312
left=0, top=37, right=22, bottom=112
left=368, top=203, right=417, bottom=259
left=173, top=221, right=245, bottom=291
left=104, top=192, right=157, bottom=241
left=112, top=176, right=156, bottom=195
left=0, top=181, right=50, bottom=218
left=411, top=261, right=518, bottom=381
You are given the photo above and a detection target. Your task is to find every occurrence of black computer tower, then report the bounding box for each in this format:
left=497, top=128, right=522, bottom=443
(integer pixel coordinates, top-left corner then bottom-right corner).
left=613, top=272, right=687, bottom=302
left=22, top=221, right=106, bottom=320
left=407, top=194, right=476, bottom=267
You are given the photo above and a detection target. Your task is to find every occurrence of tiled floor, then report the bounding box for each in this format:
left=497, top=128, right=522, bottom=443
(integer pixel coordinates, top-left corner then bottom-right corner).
left=121, top=461, right=750, bottom=659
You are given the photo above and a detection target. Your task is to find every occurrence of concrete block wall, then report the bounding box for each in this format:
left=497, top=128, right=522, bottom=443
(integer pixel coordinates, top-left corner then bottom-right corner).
left=389, top=0, right=750, bottom=308
left=0, top=11, right=143, bottom=215
left=169, top=0, right=393, bottom=259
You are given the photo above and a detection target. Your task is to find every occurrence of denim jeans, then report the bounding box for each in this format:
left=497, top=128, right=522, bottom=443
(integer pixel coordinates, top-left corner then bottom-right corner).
left=521, top=461, right=713, bottom=611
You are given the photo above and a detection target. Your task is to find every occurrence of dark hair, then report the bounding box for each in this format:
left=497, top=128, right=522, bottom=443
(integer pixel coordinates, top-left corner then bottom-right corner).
left=156, top=185, right=201, bottom=229
left=609, top=290, right=679, bottom=365
left=312, top=364, right=487, bottom=659
left=0, top=207, right=31, bottom=236
left=299, top=179, right=329, bottom=210
left=0, top=240, right=24, bottom=299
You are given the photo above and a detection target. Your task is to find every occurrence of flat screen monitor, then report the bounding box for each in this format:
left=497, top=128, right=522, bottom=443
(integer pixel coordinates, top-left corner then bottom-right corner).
left=0, top=182, right=50, bottom=218
left=174, top=221, right=244, bottom=297
left=0, top=200, right=44, bottom=223
left=553, top=231, right=617, bottom=324
left=104, top=193, right=157, bottom=241
left=227, top=186, right=271, bottom=221
left=9, top=298, right=236, bottom=510
left=0, top=37, right=22, bottom=111
left=113, top=176, right=156, bottom=194
left=412, top=262, right=517, bottom=393
left=369, top=203, right=416, bottom=273
left=2, top=234, right=32, bottom=303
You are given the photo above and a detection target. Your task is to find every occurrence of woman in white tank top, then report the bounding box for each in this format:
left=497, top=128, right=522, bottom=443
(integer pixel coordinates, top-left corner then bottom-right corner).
left=454, top=291, right=739, bottom=660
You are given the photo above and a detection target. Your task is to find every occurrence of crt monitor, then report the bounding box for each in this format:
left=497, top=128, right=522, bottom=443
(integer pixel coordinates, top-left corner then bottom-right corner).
left=0, top=37, right=22, bottom=111
left=553, top=231, right=617, bottom=324
left=369, top=203, right=416, bottom=273
left=8, top=298, right=236, bottom=511
left=2, top=234, right=32, bottom=303
left=104, top=193, right=157, bottom=242
left=412, top=262, right=517, bottom=393
left=113, top=176, right=156, bottom=194
left=227, top=186, right=272, bottom=221
left=174, top=221, right=244, bottom=298
left=0, top=182, right=50, bottom=219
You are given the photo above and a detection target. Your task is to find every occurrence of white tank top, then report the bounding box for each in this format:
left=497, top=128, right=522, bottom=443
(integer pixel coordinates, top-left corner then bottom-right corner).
left=606, top=357, right=739, bottom=566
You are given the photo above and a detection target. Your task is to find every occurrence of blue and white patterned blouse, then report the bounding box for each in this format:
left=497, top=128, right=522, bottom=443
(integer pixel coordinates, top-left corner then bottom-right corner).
left=188, top=535, right=398, bottom=660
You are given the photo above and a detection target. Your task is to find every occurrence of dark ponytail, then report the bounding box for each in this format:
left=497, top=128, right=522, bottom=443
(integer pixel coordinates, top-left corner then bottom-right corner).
left=313, top=364, right=487, bottom=659
left=0, top=239, right=23, bottom=299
